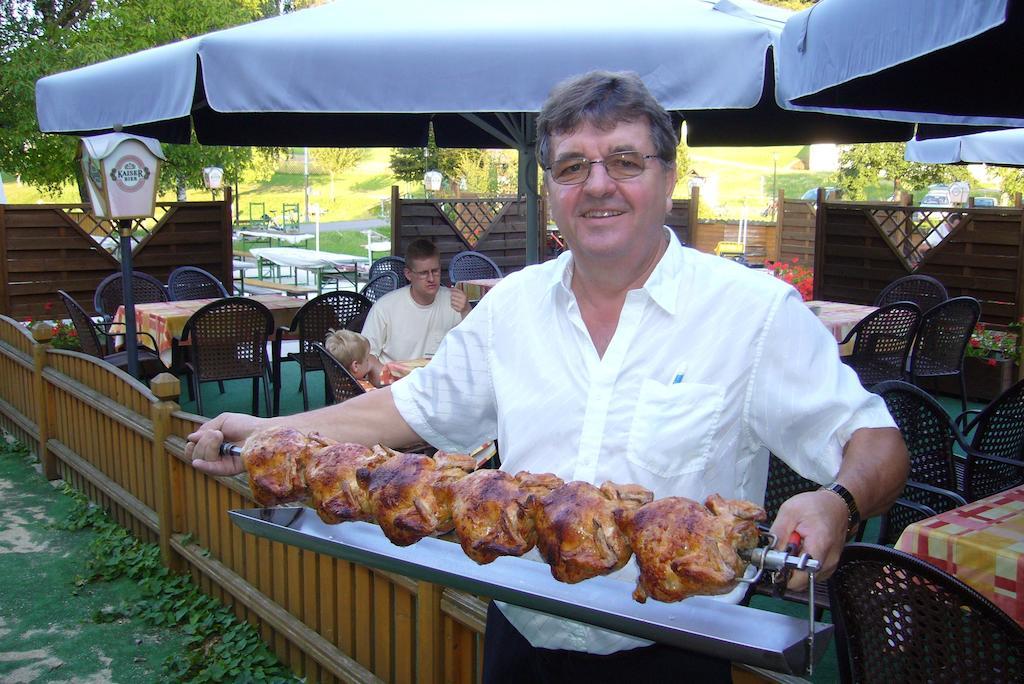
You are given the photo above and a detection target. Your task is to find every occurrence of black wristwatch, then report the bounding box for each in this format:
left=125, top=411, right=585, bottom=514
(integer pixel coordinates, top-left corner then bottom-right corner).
left=821, top=481, right=861, bottom=536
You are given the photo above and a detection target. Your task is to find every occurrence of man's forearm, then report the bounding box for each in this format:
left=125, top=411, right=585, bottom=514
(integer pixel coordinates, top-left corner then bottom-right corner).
left=832, top=426, right=909, bottom=518
left=263, top=387, right=423, bottom=449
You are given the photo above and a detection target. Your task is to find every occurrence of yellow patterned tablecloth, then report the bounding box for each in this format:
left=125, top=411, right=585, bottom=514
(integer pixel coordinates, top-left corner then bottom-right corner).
left=896, top=485, right=1024, bottom=627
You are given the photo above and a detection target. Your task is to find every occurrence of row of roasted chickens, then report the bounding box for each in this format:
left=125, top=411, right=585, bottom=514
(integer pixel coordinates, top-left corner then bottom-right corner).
left=240, top=427, right=767, bottom=603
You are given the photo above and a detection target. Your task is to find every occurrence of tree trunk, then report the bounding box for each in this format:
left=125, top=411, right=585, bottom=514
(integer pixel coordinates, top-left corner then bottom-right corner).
left=176, top=175, right=187, bottom=201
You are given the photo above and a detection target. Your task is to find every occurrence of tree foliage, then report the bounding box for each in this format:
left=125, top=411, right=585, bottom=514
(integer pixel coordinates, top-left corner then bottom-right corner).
left=310, top=148, right=369, bottom=199
left=828, top=143, right=968, bottom=200
left=0, top=0, right=289, bottom=197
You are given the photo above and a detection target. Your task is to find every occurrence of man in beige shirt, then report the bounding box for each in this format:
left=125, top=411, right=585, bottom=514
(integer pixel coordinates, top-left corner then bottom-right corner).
left=361, top=239, right=469, bottom=363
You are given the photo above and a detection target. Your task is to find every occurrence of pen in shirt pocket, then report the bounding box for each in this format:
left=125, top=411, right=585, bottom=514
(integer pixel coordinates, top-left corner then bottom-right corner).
left=670, top=364, right=686, bottom=384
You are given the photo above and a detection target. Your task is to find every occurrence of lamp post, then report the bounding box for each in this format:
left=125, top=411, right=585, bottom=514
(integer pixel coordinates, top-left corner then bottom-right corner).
left=81, top=133, right=165, bottom=379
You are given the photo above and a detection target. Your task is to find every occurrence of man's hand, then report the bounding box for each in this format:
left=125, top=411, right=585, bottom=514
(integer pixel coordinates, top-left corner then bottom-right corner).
left=186, top=412, right=266, bottom=476
left=768, top=488, right=850, bottom=590
left=449, top=286, right=470, bottom=315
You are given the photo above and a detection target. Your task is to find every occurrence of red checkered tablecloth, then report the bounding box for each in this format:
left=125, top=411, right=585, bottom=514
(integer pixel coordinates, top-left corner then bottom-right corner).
left=805, top=300, right=878, bottom=343
left=112, top=295, right=304, bottom=365
left=895, top=485, right=1024, bottom=627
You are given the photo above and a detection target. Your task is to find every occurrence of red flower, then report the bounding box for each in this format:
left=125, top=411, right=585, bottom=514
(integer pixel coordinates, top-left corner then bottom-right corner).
left=987, top=358, right=998, bottom=367
left=43, top=302, right=53, bottom=312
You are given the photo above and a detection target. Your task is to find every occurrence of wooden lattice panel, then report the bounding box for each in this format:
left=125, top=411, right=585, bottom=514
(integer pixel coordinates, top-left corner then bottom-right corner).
left=867, top=207, right=969, bottom=270
left=436, top=199, right=512, bottom=248
left=63, top=205, right=170, bottom=261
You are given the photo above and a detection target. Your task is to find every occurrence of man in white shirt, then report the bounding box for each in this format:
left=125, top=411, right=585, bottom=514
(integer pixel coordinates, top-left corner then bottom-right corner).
left=188, top=71, right=907, bottom=682
left=362, top=238, right=469, bottom=364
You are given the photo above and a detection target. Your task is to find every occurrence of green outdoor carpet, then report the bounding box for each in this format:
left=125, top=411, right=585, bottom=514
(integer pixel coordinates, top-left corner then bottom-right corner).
left=0, top=437, right=190, bottom=683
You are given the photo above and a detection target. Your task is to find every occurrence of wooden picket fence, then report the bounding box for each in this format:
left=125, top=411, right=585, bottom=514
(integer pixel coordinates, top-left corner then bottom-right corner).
left=0, top=314, right=486, bottom=684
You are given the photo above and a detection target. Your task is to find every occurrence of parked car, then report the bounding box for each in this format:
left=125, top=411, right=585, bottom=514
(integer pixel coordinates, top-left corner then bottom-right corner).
left=800, top=186, right=840, bottom=201
left=973, top=196, right=997, bottom=207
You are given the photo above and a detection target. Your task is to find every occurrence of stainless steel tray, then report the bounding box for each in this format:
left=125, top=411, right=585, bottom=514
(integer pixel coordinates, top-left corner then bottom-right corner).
left=230, top=507, right=832, bottom=675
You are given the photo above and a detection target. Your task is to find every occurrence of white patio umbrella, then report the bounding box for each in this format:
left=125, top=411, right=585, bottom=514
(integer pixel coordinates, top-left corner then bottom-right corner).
left=776, top=0, right=1024, bottom=130
left=906, top=129, right=1024, bottom=167
left=36, top=0, right=913, bottom=263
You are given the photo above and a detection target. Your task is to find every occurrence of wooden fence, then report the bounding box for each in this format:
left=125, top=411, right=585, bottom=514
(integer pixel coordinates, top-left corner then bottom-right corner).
left=0, top=194, right=232, bottom=321
left=0, top=313, right=487, bottom=684
left=814, top=202, right=1024, bottom=326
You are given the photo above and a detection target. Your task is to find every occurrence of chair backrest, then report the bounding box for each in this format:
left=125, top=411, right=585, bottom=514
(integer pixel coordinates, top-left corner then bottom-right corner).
left=873, top=380, right=958, bottom=490
left=368, top=256, right=408, bottom=286
left=167, top=266, right=229, bottom=301
left=843, top=302, right=921, bottom=384
left=829, top=543, right=1024, bottom=684
left=360, top=271, right=402, bottom=303
left=875, top=481, right=966, bottom=546
left=965, top=377, right=1024, bottom=498
left=289, top=291, right=373, bottom=366
left=448, top=250, right=502, bottom=284
left=762, top=453, right=819, bottom=522
left=312, top=342, right=367, bottom=405
left=909, top=296, right=981, bottom=377
left=57, top=290, right=105, bottom=358
left=180, top=297, right=274, bottom=381
left=874, top=274, right=948, bottom=311
left=93, top=271, right=169, bottom=320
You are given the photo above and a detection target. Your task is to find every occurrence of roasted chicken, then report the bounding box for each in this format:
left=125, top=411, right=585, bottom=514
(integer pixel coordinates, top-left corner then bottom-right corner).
left=240, top=427, right=332, bottom=506
left=357, top=450, right=477, bottom=546
left=306, top=443, right=392, bottom=524
left=615, top=494, right=766, bottom=603
left=448, top=470, right=564, bottom=564
left=533, top=480, right=653, bottom=583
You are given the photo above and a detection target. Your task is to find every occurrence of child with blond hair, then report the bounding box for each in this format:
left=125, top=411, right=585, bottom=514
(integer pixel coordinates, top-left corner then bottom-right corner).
left=324, top=329, right=384, bottom=387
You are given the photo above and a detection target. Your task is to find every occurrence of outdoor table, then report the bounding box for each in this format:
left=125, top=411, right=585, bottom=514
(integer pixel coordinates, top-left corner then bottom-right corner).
left=250, top=247, right=369, bottom=293
left=456, top=277, right=502, bottom=302
left=112, top=294, right=305, bottom=366
left=896, top=484, right=1024, bottom=628
left=236, top=230, right=313, bottom=248
left=805, top=300, right=877, bottom=343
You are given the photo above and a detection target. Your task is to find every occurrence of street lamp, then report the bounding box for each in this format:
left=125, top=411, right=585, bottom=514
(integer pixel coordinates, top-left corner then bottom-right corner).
left=81, top=132, right=165, bottom=379
left=424, top=170, right=443, bottom=199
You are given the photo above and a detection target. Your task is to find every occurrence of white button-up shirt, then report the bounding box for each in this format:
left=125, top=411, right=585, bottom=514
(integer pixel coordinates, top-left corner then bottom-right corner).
left=392, top=229, right=894, bottom=654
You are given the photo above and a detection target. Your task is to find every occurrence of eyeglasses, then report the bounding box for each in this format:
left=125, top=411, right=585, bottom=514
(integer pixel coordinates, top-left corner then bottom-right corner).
left=545, top=151, right=661, bottom=185
left=408, top=267, right=441, bottom=280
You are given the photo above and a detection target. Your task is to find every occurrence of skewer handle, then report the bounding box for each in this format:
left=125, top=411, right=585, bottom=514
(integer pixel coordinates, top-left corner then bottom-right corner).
left=220, top=442, right=242, bottom=457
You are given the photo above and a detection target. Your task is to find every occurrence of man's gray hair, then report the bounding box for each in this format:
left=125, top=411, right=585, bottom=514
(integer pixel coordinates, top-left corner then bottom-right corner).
left=536, top=71, right=679, bottom=168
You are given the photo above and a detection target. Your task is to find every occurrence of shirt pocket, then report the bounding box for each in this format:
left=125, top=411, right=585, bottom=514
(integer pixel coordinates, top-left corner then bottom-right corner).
left=626, top=378, right=725, bottom=478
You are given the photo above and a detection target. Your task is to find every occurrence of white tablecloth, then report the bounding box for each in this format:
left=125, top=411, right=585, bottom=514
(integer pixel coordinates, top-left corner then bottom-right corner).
left=237, top=230, right=312, bottom=245
left=251, top=247, right=368, bottom=269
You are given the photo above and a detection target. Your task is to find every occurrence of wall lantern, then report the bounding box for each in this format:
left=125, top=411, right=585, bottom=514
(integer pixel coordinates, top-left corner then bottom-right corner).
left=81, top=133, right=164, bottom=219
left=203, top=166, right=224, bottom=190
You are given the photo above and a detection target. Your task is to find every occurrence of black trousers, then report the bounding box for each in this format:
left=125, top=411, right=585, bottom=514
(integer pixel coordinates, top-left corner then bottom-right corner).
left=482, top=602, right=732, bottom=684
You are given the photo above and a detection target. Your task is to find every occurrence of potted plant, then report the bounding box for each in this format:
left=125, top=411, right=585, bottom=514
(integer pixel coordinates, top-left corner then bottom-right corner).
left=961, top=321, right=1021, bottom=402
left=767, top=258, right=814, bottom=301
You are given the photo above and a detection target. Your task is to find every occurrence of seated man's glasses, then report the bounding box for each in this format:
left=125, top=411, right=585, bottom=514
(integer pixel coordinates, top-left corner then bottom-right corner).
left=545, top=151, right=661, bottom=186
left=409, top=267, right=441, bottom=279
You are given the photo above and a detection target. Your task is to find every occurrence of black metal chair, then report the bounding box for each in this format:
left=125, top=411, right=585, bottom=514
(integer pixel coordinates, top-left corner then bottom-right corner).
left=312, top=342, right=367, bottom=405
left=368, top=256, right=408, bottom=286
left=839, top=302, right=921, bottom=387
left=874, top=480, right=966, bottom=546
left=955, top=377, right=1024, bottom=500
left=167, top=266, right=229, bottom=301
left=829, top=543, right=1024, bottom=684
left=93, top=271, right=169, bottom=324
left=273, top=290, right=372, bottom=414
left=873, top=274, right=948, bottom=312
left=360, top=271, right=402, bottom=303
left=908, top=296, right=982, bottom=413
left=874, top=380, right=1024, bottom=502
left=179, top=297, right=274, bottom=417
left=57, top=290, right=167, bottom=380
left=448, top=250, right=502, bottom=284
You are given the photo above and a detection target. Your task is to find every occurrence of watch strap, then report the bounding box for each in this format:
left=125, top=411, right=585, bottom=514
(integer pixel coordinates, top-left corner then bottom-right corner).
left=821, top=481, right=861, bottom=535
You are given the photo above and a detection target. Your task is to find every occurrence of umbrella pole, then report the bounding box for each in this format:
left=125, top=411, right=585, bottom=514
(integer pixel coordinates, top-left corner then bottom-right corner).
left=520, top=114, right=540, bottom=265
left=119, top=218, right=140, bottom=378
